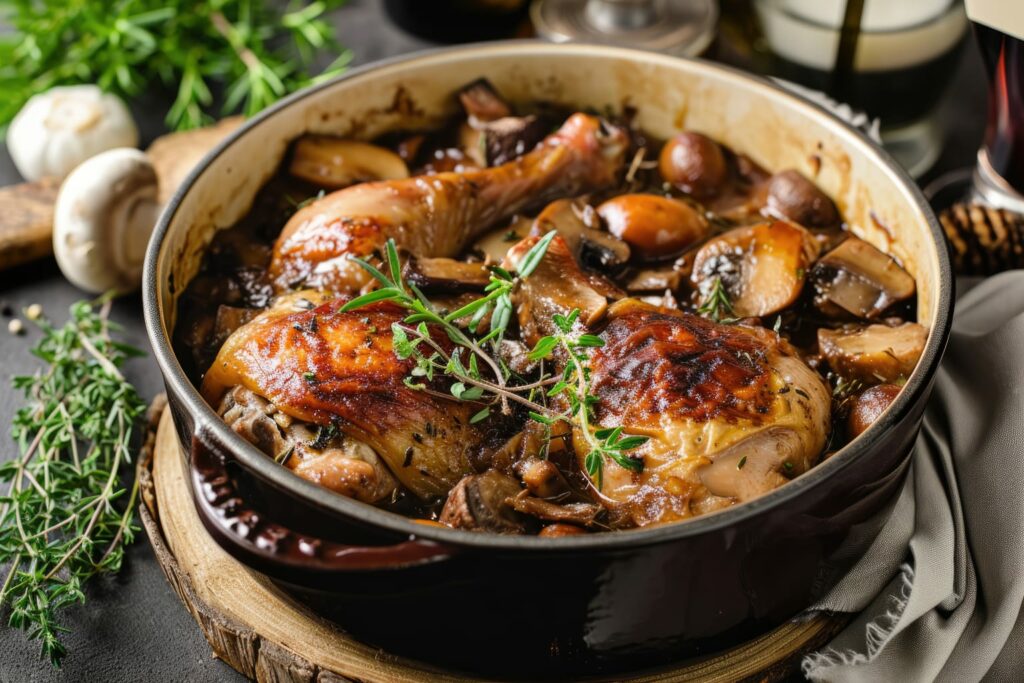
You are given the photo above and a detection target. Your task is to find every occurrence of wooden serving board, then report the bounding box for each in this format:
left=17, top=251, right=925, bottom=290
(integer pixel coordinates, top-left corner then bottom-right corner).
left=138, top=404, right=850, bottom=683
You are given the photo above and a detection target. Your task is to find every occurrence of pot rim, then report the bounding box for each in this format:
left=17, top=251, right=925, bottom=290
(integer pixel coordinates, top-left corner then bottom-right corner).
left=143, top=40, right=953, bottom=552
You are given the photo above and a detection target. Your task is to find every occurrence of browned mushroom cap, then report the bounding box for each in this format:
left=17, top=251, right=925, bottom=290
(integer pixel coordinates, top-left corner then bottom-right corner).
left=764, top=170, right=839, bottom=227
left=289, top=136, right=409, bottom=189
left=810, top=236, right=916, bottom=319
left=691, top=220, right=819, bottom=317
left=403, top=256, right=491, bottom=293
left=458, top=78, right=513, bottom=123
left=538, top=523, right=587, bottom=538
left=596, top=193, right=708, bottom=261
left=847, top=384, right=902, bottom=438
left=658, top=132, right=728, bottom=199
left=532, top=199, right=631, bottom=268
left=439, top=470, right=525, bottom=533
left=625, top=267, right=682, bottom=293
left=818, top=322, right=927, bottom=385
left=516, top=457, right=571, bottom=499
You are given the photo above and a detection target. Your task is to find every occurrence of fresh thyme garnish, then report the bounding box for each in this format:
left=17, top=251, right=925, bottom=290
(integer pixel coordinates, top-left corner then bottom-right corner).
left=697, top=276, right=738, bottom=323
left=0, top=297, right=146, bottom=666
left=339, top=237, right=648, bottom=490
left=341, top=234, right=556, bottom=416
left=526, top=310, right=648, bottom=490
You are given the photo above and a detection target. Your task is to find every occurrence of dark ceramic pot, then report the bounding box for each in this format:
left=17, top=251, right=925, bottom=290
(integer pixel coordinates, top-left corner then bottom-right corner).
left=144, top=43, right=952, bottom=678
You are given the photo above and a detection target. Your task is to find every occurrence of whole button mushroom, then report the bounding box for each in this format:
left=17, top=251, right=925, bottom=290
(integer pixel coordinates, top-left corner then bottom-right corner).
left=597, top=193, right=707, bottom=260
left=765, top=169, right=839, bottom=228
left=8, top=85, right=139, bottom=182
left=53, top=148, right=161, bottom=293
left=658, top=132, right=728, bottom=199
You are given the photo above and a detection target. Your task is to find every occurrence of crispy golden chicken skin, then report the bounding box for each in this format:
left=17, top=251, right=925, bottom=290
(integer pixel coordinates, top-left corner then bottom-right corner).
left=201, top=295, right=498, bottom=500
left=584, top=300, right=832, bottom=526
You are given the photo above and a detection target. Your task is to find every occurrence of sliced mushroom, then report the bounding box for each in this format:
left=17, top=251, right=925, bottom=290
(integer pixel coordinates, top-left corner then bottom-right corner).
left=625, top=267, right=682, bottom=293
left=506, top=234, right=614, bottom=344
left=516, top=458, right=572, bottom=499
left=458, top=78, right=513, bottom=123
left=403, top=256, right=491, bottom=293
left=531, top=198, right=631, bottom=268
left=818, top=322, right=927, bottom=385
left=764, top=170, right=839, bottom=228
left=471, top=215, right=534, bottom=264
left=658, top=132, right=729, bottom=199
left=691, top=220, right=819, bottom=317
left=596, top=193, right=708, bottom=261
left=847, top=384, right=902, bottom=438
left=478, top=116, right=550, bottom=166
left=440, top=470, right=525, bottom=533
left=508, top=490, right=602, bottom=527
left=810, top=236, right=916, bottom=318
left=288, top=136, right=409, bottom=189
left=698, top=427, right=811, bottom=503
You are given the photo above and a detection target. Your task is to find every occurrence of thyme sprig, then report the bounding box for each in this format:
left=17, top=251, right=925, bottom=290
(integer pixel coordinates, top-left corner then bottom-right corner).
left=0, top=297, right=147, bottom=666
left=526, top=310, right=647, bottom=490
left=340, top=234, right=556, bottom=416
left=339, top=236, right=648, bottom=489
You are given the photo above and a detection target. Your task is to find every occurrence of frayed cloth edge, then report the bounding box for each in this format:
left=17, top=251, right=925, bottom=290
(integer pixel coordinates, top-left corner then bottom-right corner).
left=802, top=563, right=915, bottom=680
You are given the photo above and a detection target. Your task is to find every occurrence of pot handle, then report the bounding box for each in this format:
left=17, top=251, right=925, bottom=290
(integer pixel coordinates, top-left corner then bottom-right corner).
left=189, top=434, right=454, bottom=574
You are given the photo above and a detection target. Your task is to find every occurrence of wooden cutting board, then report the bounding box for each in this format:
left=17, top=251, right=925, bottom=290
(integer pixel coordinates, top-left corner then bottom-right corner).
left=138, top=403, right=850, bottom=683
left=0, top=117, right=243, bottom=271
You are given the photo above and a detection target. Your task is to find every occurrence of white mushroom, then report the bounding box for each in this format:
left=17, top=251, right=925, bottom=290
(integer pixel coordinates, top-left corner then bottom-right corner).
left=8, top=85, right=138, bottom=182
left=288, top=136, right=409, bottom=189
left=53, top=148, right=161, bottom=293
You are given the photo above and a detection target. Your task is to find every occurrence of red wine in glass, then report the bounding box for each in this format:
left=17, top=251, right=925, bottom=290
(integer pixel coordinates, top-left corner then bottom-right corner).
left=968, top=2, right=1024, bottom=210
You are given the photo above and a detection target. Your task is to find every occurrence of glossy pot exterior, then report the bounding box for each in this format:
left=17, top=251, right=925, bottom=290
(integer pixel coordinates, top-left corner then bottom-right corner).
left=145, top=43, right=952, bottom=677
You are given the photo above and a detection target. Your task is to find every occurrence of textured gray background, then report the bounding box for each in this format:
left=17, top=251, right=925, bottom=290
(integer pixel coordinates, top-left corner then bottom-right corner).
left=0, top=1, right=986, bottom=681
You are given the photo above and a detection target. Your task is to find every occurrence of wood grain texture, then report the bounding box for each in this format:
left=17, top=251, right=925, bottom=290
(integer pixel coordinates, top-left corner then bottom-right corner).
left=0, top=177, right=59, bottom=270
left=139, top=405, right=849, bottom=683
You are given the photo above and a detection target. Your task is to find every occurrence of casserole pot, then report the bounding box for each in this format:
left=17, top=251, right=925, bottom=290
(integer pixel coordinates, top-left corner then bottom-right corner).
left=143, top=42, right=952, bottom=677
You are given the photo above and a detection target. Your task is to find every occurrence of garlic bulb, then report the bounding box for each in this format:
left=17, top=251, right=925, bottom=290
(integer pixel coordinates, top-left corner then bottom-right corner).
left=8, top=85, right=139, bottom=182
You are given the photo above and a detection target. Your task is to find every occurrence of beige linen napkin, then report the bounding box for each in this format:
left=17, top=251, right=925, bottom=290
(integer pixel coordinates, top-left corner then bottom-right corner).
left=802, top=271, right=1024, bottom=681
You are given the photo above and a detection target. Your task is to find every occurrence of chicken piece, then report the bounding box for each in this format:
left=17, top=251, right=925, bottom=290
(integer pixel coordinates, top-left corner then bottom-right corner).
left=217, top=386, right=398, bottom=503
left=585, top=301, right=831, bottom=528
left=268, top=113, right=630, bottom=293
left=202, top=296, right=503, bottom=500
left=585, top=300, right=832, bottom=526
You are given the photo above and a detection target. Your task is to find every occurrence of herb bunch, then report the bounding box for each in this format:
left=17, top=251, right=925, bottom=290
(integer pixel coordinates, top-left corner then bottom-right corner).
left=341, top=235, right=648, bottom=488
left=0, top=297, right=146, bottom=666
left=0, top=0, right=352, bottom=133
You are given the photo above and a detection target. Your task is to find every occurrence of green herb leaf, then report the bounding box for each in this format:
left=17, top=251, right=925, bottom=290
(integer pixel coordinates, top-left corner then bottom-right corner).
left=516, top=230, right=557, bottom=278
left=339, top=287, right=403, bottom=312
left=469, top=407, right=491, bottom=424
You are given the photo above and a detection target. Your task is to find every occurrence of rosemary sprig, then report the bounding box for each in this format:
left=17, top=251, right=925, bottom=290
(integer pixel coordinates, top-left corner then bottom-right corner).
left=526, top=310, right=648, bottom=489
left=697, top=275, right=738, bottom=323
left=0, top=297, right=146, bottom=666
left=0, top=0, right=352, bottom=133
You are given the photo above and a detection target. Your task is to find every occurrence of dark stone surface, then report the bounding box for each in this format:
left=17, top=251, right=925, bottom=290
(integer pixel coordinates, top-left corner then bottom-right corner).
left=0, top=2, right=986, bottom=681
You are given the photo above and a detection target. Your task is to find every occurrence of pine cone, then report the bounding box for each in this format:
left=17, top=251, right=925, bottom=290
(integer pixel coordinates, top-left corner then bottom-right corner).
left=939, top=202, right=1024, bottom=275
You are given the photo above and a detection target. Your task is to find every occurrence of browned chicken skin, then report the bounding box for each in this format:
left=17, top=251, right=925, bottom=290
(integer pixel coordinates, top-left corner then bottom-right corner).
left=269, top=113, right=630, bottom=294
left=202, top=294, right=502, bottom=500
left=586, top=300, right=831, bottom=526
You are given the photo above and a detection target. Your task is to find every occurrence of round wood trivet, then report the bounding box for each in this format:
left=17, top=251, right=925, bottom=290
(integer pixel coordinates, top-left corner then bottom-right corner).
left=138, top=404, right=850, bottom=683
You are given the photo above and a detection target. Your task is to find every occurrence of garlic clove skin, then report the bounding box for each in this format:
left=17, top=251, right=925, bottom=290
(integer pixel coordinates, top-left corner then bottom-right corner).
left=8, top=85, right=139, bottom=182
left=53, top=148, right=161, bottom=294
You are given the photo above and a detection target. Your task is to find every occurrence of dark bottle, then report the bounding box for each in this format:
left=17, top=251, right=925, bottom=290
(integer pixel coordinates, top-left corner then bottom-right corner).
left=383, top=0, right=532, bottom=43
